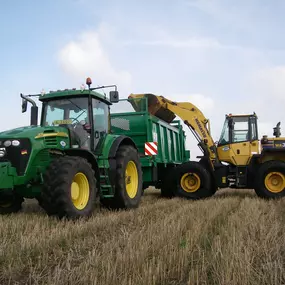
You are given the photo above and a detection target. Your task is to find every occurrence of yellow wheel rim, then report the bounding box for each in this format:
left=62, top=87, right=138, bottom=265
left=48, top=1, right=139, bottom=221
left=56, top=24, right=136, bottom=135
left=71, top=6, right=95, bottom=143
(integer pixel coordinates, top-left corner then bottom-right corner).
left=125, top=161, right=138, bottom=199
left=181, top=173, right=201, bottom=193
left=265, top=172, right=285, bottom=193
left=71, top=172, right=90, bottom=210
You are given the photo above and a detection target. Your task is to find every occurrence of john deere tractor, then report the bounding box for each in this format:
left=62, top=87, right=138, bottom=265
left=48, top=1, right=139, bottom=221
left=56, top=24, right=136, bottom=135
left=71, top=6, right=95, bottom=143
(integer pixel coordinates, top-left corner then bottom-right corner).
left=0, top=78, right=142, bottom=219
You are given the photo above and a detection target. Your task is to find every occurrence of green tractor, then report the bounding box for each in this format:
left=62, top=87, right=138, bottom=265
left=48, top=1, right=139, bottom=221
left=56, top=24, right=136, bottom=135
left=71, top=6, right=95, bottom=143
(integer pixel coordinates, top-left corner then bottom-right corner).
left=0, top=78, right=142, bottom=219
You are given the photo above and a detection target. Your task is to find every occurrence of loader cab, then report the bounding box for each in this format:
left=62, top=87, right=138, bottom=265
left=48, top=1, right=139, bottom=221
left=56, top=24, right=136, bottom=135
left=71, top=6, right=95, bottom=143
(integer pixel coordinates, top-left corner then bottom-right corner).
left=217, top=114, right=259, bottom=165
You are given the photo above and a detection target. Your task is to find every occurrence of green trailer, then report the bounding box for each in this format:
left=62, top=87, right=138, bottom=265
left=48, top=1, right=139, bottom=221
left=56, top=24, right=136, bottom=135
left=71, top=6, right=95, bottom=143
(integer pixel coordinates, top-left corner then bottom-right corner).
left=0, top=79, right=190, bottom=219
left=110, top=95, right=190, bottom=191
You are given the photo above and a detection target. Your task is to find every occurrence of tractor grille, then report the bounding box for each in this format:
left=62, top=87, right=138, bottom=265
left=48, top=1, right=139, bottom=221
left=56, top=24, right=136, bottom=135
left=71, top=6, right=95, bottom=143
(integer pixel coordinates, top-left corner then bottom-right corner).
left=44, top=136, right=58, bottom=147
left=0, top=138, right=32, bottom=176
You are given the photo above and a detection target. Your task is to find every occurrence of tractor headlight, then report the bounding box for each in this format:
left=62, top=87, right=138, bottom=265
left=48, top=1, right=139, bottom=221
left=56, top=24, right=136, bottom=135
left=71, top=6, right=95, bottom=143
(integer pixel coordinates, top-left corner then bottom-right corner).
left=0, top=148, right=5, bottom=158
left=3, top=140, right=11, bottom=147
left=12, top=140, right=20, bottom=147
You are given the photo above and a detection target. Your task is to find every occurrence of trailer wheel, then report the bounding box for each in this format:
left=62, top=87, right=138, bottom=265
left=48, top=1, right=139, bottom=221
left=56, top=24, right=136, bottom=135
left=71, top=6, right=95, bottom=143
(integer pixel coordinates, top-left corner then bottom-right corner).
left=0, top=194, right=23, bottom=214
left=100, top=145, right=142, bottom=209
left=41, top=156, right=97, bottom=219
left=174, top=161, right=213, bottom=199
left=254, top=160, right=285, bottom=198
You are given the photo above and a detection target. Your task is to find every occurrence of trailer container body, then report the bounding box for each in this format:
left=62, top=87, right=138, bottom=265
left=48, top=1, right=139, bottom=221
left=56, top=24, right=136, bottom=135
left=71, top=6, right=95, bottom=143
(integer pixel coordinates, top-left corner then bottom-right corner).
left=110, top=96, right=190, bottom=188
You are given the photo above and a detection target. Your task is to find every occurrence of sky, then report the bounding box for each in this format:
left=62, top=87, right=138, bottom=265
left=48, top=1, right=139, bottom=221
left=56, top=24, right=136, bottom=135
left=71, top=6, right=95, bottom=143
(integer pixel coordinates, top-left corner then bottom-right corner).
left=1, top=0, right=285, bottom=159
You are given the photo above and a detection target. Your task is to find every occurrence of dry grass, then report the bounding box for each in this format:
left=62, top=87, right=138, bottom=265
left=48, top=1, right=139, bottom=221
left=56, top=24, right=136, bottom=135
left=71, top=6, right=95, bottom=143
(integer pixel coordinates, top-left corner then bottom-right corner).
left=1, top=188, right=285, bottom=285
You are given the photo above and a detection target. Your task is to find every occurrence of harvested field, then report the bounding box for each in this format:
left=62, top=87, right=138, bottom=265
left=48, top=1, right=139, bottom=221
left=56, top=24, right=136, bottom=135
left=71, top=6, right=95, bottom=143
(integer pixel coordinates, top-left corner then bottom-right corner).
left=1, top=188, right=285, bottom=285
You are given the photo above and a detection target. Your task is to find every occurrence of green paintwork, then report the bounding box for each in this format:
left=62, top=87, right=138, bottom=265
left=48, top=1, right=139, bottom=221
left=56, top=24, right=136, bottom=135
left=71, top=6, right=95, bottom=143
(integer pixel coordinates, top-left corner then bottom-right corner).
left=39, top=89, right=112, bottom=105
left=0, top=88, right=190, bottom=202
left=110, top=97, right=190, bottom=184
left=0, top=125, right=70, bottom=196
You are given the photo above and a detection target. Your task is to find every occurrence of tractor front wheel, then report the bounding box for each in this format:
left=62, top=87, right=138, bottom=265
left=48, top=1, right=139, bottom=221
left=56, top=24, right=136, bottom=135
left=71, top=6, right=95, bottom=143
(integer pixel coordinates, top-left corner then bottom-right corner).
left=100, top=145, right=142, bottom=209
left=41, top=156, right=97, bottom=219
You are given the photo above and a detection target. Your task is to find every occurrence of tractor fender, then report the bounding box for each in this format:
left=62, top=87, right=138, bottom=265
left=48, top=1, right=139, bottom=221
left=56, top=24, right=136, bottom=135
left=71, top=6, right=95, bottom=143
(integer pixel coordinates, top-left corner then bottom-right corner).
left=108, top=136, right=138, bottom=158
left=107, top=136, right=138, bottom=189
left=63, top=149, right=100, bottom=185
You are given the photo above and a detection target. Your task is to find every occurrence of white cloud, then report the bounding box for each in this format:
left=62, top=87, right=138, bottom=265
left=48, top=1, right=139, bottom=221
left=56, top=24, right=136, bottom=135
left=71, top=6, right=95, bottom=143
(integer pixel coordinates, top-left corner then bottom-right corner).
left=251, top=66, right=285, bottom=101
left=57, top=30, right=132, bottom=93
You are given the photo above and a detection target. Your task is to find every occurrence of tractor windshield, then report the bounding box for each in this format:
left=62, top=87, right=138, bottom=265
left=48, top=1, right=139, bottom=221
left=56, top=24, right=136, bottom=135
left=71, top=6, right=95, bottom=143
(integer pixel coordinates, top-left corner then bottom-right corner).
left=42, top=97, right=89, bottom=127
left=41, top=97, right=91, bottom=149
left=41, top=96, right=109, bottom=150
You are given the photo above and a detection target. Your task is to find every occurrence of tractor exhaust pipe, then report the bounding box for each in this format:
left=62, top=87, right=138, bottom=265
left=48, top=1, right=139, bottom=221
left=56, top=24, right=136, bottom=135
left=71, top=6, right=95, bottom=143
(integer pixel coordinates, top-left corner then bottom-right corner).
left=20, top=93, right=38, bottom=126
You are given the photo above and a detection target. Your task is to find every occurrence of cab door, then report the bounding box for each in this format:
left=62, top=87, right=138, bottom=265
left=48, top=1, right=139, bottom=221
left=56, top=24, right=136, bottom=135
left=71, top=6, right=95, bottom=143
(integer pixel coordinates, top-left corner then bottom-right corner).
left=217, top=115, right=258, bottom=166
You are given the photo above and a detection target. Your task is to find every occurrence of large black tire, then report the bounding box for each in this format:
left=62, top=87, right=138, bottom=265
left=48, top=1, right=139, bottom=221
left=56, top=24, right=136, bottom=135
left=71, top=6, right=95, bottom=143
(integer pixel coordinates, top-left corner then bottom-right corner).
left=0, top=194, right=23, bottom=214
left=254, top=160, right=285, bottom=199
left=41, top=156, right=97, bottom=219
left=173, top=161, right=214, bottom=199
left=100, top=145, right=142, bottom=209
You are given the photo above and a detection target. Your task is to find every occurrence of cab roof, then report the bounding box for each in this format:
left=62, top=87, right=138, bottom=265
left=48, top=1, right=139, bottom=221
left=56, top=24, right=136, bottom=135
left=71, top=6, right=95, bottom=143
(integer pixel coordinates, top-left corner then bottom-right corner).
left=38, top=89, right=112, bottom=105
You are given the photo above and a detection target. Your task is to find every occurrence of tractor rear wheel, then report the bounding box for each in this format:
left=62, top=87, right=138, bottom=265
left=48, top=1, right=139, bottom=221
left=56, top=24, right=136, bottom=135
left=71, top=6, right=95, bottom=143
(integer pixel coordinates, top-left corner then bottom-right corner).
left=41, top=156, right=97, bottom=219
left=0, top=193, right=23, bottom=214
left=100, top=145, right=142, bottom=209
left=254, top=160, right=285, bottom=198
left=173, top=161, right=214, bottom=199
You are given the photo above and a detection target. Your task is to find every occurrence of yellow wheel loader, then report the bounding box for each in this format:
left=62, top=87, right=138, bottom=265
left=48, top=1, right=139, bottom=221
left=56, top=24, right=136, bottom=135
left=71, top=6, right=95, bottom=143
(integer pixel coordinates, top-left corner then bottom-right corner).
left=129, top=93, right=285, bottom=199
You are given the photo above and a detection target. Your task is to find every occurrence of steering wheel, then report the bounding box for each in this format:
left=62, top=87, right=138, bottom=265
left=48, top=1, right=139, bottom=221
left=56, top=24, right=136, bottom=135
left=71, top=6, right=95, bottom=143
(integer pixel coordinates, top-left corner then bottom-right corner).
left=69, top=117, right=83, bottom=130
left=69, top=117, right=80, bottom=124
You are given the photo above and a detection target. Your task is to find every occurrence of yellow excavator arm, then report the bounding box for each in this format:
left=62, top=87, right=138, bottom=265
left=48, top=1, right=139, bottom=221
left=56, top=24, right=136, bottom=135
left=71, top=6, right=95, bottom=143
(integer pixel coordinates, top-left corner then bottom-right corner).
left=128, top=93, right=218, bottom=166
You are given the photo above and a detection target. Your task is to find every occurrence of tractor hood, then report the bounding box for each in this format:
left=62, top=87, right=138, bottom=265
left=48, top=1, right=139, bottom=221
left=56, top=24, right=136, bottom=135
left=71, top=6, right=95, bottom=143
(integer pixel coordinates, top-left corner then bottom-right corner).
left=0, top=125, right=69, bottom=140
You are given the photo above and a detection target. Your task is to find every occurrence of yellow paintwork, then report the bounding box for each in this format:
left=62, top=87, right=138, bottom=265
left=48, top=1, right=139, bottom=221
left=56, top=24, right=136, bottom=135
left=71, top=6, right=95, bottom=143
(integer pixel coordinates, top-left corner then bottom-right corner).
left=217, top=140, right=259, bottom=166
left=125, top=161, right=138, bottom=198
left=53, top=119, right=73, bottom=125
left=264, top=172, right=285, bottom=193
left=35, top=132, right=68, bottom=139
left=71, top=172, right=90, bottom=210
left=180, top=173, right=201, bottom=192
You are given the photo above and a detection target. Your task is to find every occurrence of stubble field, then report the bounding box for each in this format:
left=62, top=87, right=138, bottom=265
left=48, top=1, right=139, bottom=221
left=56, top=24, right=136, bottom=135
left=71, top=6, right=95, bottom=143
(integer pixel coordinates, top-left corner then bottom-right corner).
left=1, top=188, right=285, bottom=285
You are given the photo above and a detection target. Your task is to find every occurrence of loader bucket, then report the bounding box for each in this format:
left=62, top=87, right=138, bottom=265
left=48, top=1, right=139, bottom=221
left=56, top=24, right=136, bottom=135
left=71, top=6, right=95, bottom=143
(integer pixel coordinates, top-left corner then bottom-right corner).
left=128, top=93, right=176, bottom=123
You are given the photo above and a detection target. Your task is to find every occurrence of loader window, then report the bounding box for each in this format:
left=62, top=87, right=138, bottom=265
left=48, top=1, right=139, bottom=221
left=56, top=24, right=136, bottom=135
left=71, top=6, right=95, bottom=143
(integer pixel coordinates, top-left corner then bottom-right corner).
left=218, top=120, right=230, bottom=145
left=218, top=116, right=250, bottom=145
left=232, top=118, right=249, bottom=142
left=250, top=117, right=258, bottom=140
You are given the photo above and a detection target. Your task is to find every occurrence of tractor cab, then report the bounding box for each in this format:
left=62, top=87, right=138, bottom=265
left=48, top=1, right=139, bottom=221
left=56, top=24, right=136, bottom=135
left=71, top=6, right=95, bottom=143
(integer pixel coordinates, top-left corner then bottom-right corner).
left=21, top=78, right=119, bottom=152
left=217, top=113, right=259, bottom=165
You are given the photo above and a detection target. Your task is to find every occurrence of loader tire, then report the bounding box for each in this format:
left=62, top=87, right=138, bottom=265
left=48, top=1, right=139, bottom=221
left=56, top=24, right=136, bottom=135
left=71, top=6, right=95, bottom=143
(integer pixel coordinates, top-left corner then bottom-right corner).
left=254, top=160, right=285, bottom=199
left=174, top=161, right=214, bottom=199
left=41, top=156, right=97, bottom=219
left=0, top=194, right=23, bottom=214
left=100, top=145, right=142, bottom=209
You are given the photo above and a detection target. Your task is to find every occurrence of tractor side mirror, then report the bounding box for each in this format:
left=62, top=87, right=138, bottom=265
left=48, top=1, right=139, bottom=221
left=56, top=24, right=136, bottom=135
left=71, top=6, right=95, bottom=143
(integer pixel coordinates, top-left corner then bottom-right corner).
left=109, top=91, right=119, bottom=103
left=22, top=98, right=28, bottom=113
